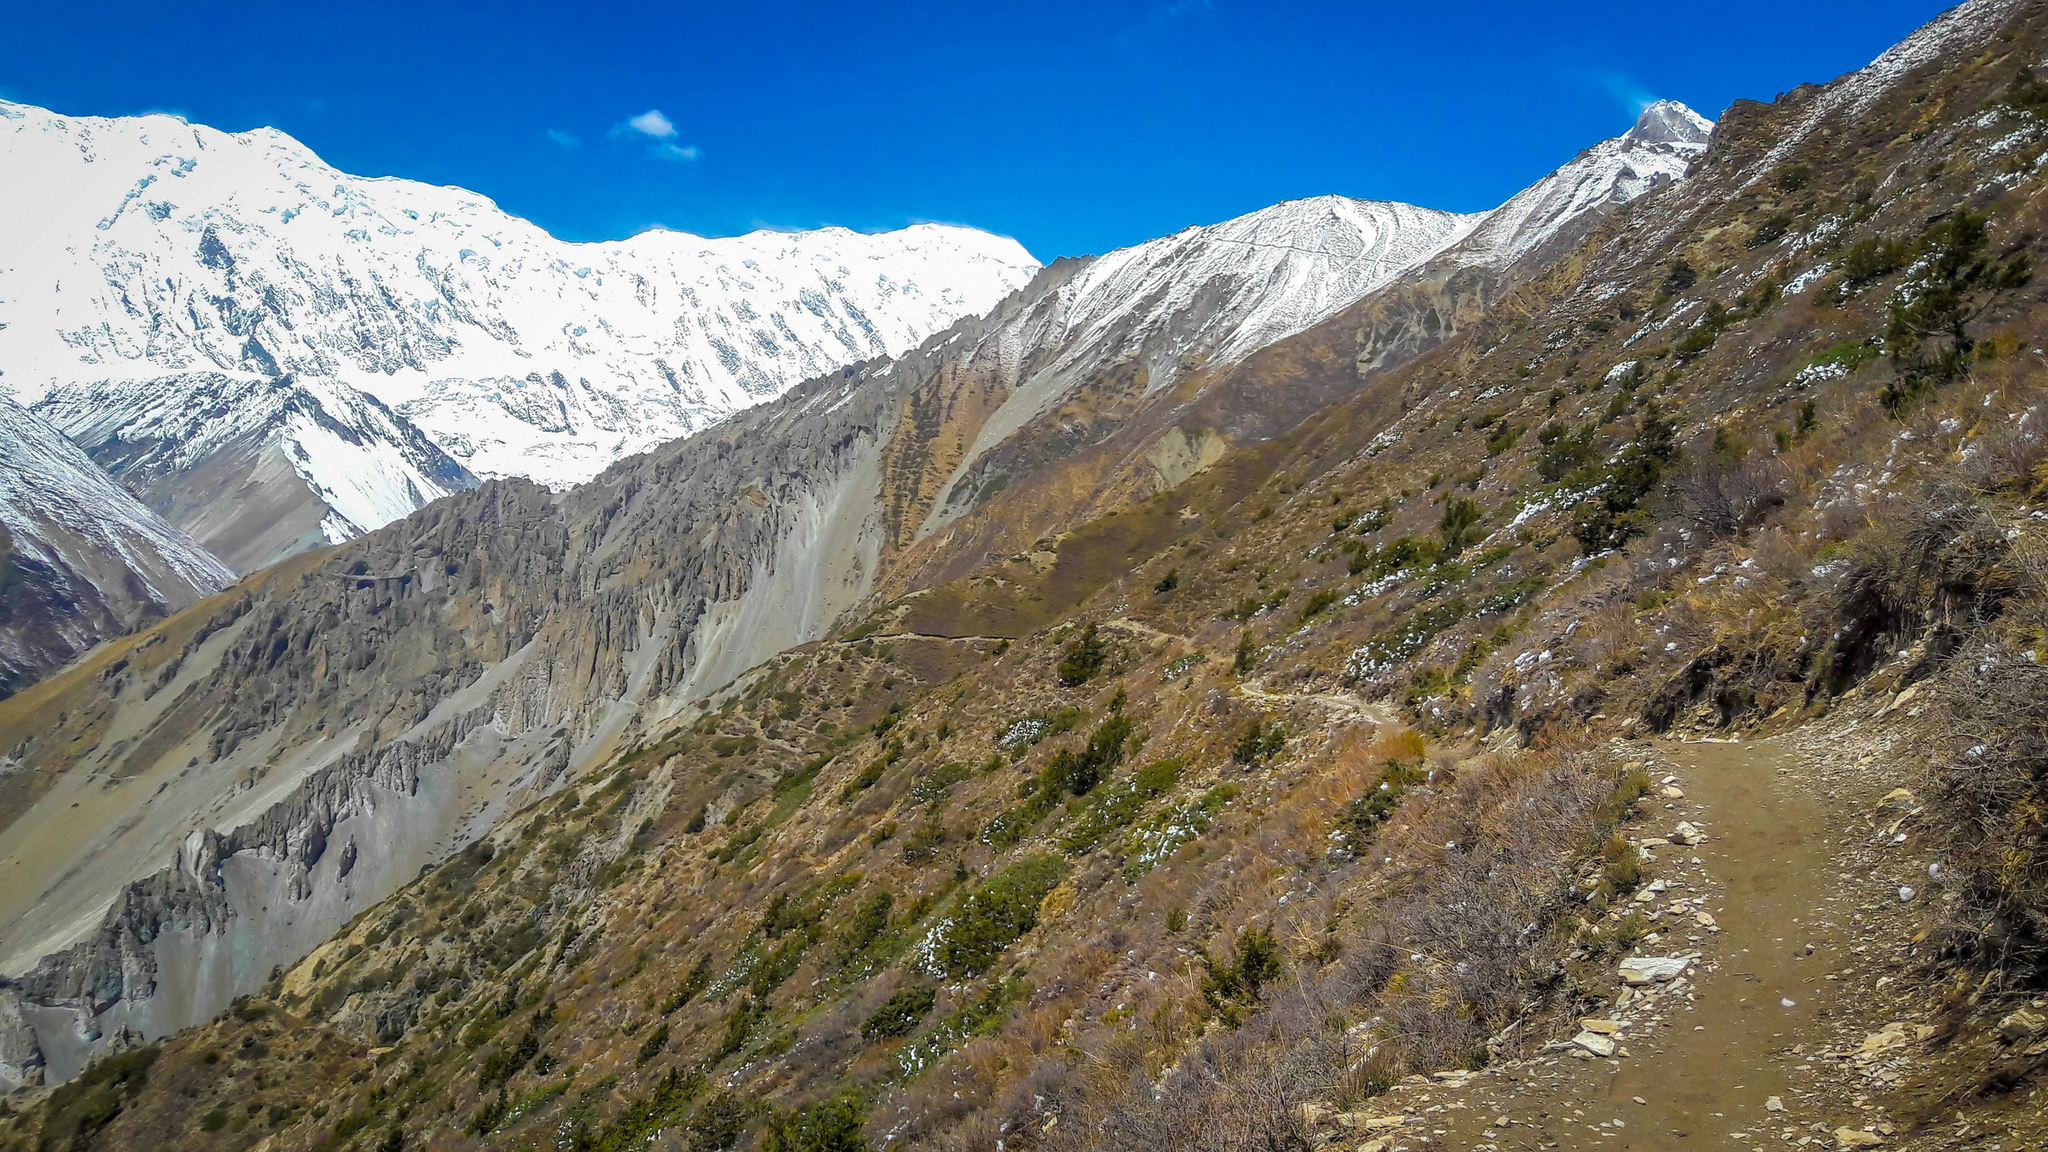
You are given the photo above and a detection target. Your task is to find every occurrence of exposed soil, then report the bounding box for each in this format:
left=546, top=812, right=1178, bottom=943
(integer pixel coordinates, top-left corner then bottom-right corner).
left=1311, top=714, right=2048, bottom=1152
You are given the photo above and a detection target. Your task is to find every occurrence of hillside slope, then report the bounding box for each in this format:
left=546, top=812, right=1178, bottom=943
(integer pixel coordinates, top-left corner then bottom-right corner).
left=0, top=84, right=1713, bottom=1078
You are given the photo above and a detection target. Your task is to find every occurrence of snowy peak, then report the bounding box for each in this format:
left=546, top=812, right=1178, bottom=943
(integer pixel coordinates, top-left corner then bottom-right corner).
left=0, top=98, right=1040, bottom=494
left=1045, top=194, right=1482, bottom=386
left=1453, top=100, right=1714, bottom=270
left=1625, top=99, right=1715, bottom=146
left=911, top=195, right=1481, bottom=531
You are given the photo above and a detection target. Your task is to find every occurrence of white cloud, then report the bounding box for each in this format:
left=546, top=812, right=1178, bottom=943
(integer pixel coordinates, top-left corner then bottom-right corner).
left=546, top=128, right=582, bottom=148
left=609, top=110, right=698, bottom=161
left=626, top=109, right=677, bottom=139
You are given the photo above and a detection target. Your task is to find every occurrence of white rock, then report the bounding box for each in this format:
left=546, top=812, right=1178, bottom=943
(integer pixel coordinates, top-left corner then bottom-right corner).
left=1572, top=1031, right=1619, bottom=1057
left=1619, top=956, right=1693, bottom=986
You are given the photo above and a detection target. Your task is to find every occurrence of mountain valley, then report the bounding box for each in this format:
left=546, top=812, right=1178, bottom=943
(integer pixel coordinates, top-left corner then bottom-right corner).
left=4, top=3, right=2048, bottom=1151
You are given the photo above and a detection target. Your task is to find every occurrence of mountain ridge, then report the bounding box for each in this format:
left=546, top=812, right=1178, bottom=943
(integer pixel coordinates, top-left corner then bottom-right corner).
left=0, top=397, right=233, bottom=699
left=5, top=0, right=2043, bottom=1144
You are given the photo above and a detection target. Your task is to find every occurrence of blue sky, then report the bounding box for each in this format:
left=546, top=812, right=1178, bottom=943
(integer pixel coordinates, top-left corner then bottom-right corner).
left=4, top=1, right=1951, bottom=260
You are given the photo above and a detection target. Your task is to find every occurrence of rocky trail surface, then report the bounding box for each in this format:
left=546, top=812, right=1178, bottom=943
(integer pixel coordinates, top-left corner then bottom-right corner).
left=1305, top=717, right=2048, bottom=1152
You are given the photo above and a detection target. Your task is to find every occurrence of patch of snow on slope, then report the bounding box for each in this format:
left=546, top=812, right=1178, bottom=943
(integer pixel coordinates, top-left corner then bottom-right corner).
left=0, top=397, right=234, bottom=599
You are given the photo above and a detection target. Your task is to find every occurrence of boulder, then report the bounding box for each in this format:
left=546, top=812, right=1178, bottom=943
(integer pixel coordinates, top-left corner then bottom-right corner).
left=1572, top=1031, right=1618, bottom=1057
left=1997, top=1008, right=2045, bottom=1044
left=1834, top=1128, right=1885, bottom=1148
left=1670, top=822, right=1703, bottom=845
left=1619, top=955, right=1693, bottom=986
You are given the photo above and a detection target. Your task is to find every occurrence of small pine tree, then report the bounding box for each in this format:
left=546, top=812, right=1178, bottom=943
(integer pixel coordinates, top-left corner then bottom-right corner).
left=1883, top=209, right=2031, bottom=415
left=1437, top=498, right=1482, bottom=555
left=1055, top=623, right=1107, bottom=687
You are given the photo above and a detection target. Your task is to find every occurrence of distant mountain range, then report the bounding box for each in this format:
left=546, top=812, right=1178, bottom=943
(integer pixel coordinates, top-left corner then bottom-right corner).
left=0, top=98, right=1040, bottom=559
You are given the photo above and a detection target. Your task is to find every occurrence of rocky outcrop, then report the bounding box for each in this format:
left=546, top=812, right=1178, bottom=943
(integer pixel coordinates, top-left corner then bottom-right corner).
left=0, top=317, right=949, bottom=1076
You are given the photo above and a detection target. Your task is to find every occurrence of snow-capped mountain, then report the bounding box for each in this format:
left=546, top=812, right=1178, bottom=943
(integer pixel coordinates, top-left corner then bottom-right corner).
left=0, top=98, right=1040, bottom=490
left=0, top=397, right=233, bottom=698
left=911, top=104, right=1710, bottom=531
left=1030, top=195, right=1480, bottom=395
left=1452, top=99, right=1713, bottom=269
left=916, top=195, right=1484, bottom=522
left=32, top=373, right=478, bottom=573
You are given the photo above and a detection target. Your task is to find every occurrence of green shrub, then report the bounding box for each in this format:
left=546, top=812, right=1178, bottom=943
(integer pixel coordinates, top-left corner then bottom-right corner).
left=909, top=761, right=972, bottom=805
left=39, top=1046, right=159, bottom=1152
left=1060, top=758, right=1183, bottom=853
left=1055, top=623, right=1108, bottom=686
left=686, top=1091, right=755, bottom=1152
left=480, top=1028, right=541, bottom=1087
left=1437, top=498, right=1482, bottom=555
left=1124, top=784, right=1238, bottom=880
left=635, top=1023, right=670, bottom=1065
left=761, top=1093, right=869, bottom=1152
left=860, top=986, right=937, bottom=1040
left=749, top=932, right=813, bottom=998
left=1232, top=719, right=1287, bottom=767
left=900, top=816, right=947, bottom=865
left=1233, top=630, right=1256, bottom=674
left=1819, top=236, right=1909, bottom=303
left=1346, top=534, right=1439, bottom=578
left=1571, top=409, right=1677, bottom=553
left=715, top=998, right=760, bottom=1060
left=659, top=957, right=713, bottom=1014
left=1745, top=212, right=1792, bottom=249
left=1536, top=421, right=1597, bottom=482
left=1672, top=317, right=1720, bottom=361
left=1040, top=714, right=1136, bottom=797
left=1883, top=209, right=2031, bottom=415
left=1297, top=587, right=1342, bottom=622
left=924, top=854, right=1066, bottom=978
left=1201, top=925, right=1283, bottom=1025
left=1660, top=259, right=1698, bottom=295
left=831, top=891, right=893, bottom=968
left=1330, top=758, right=1429, bottom=856
left=1153, top=568, right=1180, bottom=594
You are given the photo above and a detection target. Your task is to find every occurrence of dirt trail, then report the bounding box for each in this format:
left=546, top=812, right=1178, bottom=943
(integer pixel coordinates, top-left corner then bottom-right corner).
left=1597, top=738, right=1846, bottom=1147
left=1237, top=680, right=1395, bottom=725
left=1358, top=735, right=1897, bottom=1151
